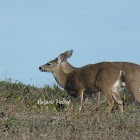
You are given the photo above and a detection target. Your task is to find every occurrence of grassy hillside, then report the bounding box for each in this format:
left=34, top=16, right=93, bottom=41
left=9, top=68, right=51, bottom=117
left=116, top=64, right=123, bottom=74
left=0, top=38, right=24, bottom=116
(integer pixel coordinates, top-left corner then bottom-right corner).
left=0, top=80, right=140, bottom=140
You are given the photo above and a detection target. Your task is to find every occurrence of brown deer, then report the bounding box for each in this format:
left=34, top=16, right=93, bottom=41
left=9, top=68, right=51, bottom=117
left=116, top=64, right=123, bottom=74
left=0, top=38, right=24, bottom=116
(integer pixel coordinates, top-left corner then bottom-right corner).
left=59, top=50, right=140, bottom=103
left=39, top=52, right=125, bottom=113
left=59, top=50, right=101, bottom=103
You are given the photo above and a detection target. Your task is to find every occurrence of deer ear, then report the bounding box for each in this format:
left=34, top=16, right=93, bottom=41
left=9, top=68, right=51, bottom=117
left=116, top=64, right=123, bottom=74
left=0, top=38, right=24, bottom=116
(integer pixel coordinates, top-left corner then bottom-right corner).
left=66, top=50, right=73, bottom=58
left=58, top=55, right=65, bottom=63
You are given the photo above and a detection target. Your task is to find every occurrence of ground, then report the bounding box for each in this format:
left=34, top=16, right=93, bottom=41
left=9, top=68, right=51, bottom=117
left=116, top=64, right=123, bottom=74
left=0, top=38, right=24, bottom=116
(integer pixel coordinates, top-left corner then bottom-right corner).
left=0, top=81, right=140, bottom=140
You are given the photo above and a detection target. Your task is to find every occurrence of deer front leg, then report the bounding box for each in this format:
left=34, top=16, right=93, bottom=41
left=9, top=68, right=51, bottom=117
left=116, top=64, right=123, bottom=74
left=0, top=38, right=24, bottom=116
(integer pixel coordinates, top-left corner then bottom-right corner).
left=77, top=89, right=84, bottom=111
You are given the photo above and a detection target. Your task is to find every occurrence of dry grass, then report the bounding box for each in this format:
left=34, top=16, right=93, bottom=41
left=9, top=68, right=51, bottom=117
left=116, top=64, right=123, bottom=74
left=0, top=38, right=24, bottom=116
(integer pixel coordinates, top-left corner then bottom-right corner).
left=0, top=80, right=140, bottom=140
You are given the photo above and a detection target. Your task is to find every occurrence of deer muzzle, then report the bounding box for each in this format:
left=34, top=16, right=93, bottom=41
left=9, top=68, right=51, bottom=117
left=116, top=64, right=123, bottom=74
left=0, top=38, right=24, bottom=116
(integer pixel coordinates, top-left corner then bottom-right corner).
left=39, top=66, right=45, bottom=71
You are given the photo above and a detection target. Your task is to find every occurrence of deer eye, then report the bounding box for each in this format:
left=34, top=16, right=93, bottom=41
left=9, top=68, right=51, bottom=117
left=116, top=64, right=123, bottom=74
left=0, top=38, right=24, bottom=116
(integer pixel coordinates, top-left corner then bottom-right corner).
left=46, top=63, right=51, bottom=66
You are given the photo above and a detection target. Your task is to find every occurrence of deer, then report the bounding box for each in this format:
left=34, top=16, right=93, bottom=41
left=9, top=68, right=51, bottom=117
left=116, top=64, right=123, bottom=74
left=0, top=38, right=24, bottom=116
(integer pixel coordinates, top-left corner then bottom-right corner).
left=59, top=50, right=140, bottom=104
left=39, top=52, right=125, bottom=113
left=58, top=50, right=101, bottom=103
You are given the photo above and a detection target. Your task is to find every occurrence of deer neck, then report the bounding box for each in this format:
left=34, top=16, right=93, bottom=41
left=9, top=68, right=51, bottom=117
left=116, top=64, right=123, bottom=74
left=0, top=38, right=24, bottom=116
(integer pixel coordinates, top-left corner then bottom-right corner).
left=52, top=65, right=68, bottom=89
left=61, top=61, right=76, bottom=74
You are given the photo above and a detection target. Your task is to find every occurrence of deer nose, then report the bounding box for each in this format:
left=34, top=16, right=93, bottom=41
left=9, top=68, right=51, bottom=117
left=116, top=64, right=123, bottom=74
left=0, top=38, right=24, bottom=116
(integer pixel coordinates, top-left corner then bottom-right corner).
left=39, top=66, right=43, bottom=71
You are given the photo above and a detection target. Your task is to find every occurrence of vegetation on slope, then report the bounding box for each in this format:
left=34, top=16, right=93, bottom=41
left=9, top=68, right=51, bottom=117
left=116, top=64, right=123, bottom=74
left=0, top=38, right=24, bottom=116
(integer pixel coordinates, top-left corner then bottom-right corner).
left=0, top=80, right=139, bottom=140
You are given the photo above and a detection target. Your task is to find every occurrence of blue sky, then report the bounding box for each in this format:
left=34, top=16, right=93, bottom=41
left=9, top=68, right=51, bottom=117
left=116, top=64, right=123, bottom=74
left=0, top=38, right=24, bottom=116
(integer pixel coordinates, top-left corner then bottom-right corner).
left=0, top=0, right=140, bottom=87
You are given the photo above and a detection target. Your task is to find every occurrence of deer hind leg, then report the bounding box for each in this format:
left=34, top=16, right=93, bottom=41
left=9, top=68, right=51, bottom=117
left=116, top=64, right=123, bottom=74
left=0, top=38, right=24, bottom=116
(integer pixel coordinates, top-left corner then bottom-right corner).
left=100, top=87, right=114, bottom=113
left=111, top=80, right=124, bottom=113
left=111, top=91, right=123, bottom=113
left=77, top=89, right=84, bottom=111
left=105, top=92, right=114, bottom=113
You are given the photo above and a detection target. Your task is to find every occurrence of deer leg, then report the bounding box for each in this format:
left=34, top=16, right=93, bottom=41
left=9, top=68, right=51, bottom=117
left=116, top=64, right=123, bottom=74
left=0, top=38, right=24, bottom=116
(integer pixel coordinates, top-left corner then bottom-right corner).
left=106, top=95, right=114, bottom=113
left=84, top=91, right=100, bottom=104
left=77, top=89, right=84, bottom=111
left=84, top=91, right=93, bottom=103
left=111, top=90, right=123, bottom=113
left=100, top=88, right=114, bottom=113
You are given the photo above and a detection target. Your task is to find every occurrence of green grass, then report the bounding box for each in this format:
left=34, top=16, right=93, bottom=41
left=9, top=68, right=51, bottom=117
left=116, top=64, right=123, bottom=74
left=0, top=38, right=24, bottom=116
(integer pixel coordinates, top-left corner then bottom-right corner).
left=0, top=80, right=139, bottom=140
